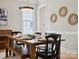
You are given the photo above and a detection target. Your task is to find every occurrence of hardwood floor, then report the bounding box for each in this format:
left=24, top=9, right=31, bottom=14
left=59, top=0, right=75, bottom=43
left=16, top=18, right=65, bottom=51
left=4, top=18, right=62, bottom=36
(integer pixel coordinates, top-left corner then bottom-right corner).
left=0, top=47, right=77, bottom=59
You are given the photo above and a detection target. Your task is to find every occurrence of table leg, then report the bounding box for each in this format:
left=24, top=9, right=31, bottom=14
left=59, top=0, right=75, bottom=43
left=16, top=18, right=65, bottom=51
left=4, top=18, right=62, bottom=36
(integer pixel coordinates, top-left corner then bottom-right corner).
left=29, top=44, right=36, bottom=59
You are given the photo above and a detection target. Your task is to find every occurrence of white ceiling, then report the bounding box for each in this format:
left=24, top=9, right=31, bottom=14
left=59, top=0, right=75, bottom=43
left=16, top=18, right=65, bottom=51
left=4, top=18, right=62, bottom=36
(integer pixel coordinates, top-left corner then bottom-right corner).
left=37, top=0, right=46, bottom=5
left=16, top=0, right=46, bottom=5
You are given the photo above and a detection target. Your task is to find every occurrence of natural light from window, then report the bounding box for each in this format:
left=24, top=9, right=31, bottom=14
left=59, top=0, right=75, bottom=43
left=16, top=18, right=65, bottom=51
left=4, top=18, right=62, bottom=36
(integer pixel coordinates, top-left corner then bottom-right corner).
left=22, top=9, right=34, bottom=34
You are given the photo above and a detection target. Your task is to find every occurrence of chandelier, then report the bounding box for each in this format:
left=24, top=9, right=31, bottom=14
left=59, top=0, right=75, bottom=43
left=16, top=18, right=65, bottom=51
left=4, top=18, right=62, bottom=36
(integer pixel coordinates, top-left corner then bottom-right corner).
left=19, top=0, right=33, bottom=12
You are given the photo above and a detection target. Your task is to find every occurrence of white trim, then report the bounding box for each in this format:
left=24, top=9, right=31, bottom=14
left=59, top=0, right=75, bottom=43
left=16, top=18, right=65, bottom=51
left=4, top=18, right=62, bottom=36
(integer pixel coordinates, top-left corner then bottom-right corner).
left=38, top=3, right=47, bottom=9
left=37, top=7, right=40, bottom=31
left=46, top=31, right=78, bottom=35
left=37, top=3, right=47, bottom=32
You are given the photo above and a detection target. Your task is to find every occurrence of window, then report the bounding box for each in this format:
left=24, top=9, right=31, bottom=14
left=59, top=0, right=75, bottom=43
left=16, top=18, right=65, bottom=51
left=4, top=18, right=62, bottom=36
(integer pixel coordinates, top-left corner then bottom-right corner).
left=22, top=9, right=34, bottom=34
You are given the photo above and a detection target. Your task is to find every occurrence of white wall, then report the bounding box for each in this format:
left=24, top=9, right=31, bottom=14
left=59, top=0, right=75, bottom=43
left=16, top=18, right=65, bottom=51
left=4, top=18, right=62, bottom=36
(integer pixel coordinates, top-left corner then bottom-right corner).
left=37, top=0, right=46, bottom=6
left=47, top=0, right=78, bottom=52
left=0, top=0, right=38, bottom=32
left=0, top=0, right=21, bottom=31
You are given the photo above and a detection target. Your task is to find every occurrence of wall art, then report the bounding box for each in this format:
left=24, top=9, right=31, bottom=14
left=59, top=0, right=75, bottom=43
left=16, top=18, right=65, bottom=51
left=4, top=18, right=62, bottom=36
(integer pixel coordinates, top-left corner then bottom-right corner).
left=59, top=6, right=68, bottom=17
left=50, top=13, right=57, bottom=23
left=68, top=13, right=78, bottom=25
left=0, top=8, right=7, bottom=25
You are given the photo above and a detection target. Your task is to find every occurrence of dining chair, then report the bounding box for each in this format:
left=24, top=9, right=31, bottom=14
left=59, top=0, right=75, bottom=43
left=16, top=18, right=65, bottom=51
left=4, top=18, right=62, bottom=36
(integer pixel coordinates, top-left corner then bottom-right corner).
left=12, top=31, right=24, bottom=46
left=12, top=31, right=22, bottom=35
left=11, top=31, right=30, bottom=58
left=8, top=35, right=30, bottom=59
left=36, top=33, right=61, bottom=59
left=11, top=44, right=30, bottom=59
left=0, top=30, right=12, bottom=57
left=35, top=32, right=42, bottom=38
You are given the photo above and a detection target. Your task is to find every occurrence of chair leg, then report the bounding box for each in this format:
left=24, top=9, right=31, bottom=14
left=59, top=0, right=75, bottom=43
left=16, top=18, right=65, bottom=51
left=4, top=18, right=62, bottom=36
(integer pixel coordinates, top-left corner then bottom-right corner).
left=36, top=55, right=38, bottom=59
left=22, top=57, right=25, bottom=59
left=13, top=52, right=15, bottom=56
left=6, top=48, right=8, bottom=57
left=22, top=56, right=26, bottom=59
left=56, top=56, right=60, bottom=59
left=9, top=50, right=11, bottom=56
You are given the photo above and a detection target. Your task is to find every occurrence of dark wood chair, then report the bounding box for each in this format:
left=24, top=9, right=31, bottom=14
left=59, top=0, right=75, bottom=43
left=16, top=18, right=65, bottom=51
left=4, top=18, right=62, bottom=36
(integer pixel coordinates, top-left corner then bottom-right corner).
left=36, top=33, right=61, bottom=59
left=0, top=30, right=12, bottom=57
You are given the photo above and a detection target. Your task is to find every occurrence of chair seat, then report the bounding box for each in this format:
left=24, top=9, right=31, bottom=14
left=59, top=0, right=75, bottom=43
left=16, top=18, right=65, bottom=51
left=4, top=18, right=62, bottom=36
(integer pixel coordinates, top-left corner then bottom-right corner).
left=36, top=51, right=57, bottom=58
left=37, top=51, right=52, bottom=55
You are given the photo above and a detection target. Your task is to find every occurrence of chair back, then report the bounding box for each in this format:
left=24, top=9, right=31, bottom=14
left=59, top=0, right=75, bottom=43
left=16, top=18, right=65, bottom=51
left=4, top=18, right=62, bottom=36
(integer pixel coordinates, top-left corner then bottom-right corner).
left=12, top=31, right=21, bottom=35
left=0, top=30, right=12, bottom=50
left=45, top=33, right=61, bottom=57
left=0, top=30, right=12, bottom=36
left=35, top=32, right=42, bottom=39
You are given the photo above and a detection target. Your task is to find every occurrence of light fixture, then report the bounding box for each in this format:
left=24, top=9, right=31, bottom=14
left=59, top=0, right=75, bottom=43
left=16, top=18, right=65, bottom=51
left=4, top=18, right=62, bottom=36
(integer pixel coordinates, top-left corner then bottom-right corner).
left=19, top=0, right=33, bottom=12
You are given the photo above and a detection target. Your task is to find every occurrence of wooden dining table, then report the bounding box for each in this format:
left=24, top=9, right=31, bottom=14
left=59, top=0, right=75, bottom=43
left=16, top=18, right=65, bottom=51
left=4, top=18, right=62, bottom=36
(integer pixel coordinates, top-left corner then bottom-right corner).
left=8, top=36, right=64, bottom=59
left=8, top=36, right=51, bottom=59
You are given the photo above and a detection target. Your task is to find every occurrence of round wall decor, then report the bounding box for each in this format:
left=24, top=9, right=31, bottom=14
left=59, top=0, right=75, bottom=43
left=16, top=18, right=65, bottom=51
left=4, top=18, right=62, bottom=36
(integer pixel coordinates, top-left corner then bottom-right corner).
left=50, top=13, right=57, bottom=23
left=68, top=13, right=78, bottom=25
left=59, top=6, right=68, bottom=17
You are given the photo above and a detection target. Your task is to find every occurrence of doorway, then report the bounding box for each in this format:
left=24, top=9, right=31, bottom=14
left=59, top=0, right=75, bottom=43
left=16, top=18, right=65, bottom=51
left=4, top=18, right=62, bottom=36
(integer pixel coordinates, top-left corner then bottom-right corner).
left=38, top=4, right=47, bottom=35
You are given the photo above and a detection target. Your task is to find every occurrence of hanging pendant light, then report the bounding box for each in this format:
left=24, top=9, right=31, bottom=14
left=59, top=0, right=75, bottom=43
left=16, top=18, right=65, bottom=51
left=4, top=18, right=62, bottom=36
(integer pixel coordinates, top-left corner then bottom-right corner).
left=19, top=0, right=33, bottom=12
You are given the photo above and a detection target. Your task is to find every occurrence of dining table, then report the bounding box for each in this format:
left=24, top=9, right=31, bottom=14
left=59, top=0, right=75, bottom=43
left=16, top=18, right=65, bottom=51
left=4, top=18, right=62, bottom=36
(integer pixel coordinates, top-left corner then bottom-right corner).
left=7, top=36, right=65, bottom=59
left=7, top=36, right=45, bottom=59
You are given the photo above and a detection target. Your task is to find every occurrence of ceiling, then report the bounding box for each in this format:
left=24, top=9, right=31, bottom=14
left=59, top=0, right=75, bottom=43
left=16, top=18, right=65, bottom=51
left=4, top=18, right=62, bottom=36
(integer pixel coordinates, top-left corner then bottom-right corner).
left=37, top=0, right=46, bottom=5
left=16, top=0, right=46, bottom=6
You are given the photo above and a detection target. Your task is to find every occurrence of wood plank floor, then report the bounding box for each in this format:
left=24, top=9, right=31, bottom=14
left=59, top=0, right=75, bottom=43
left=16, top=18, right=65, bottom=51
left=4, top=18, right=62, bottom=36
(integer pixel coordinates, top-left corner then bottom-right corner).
left=0, top=48, right=77, bottom=59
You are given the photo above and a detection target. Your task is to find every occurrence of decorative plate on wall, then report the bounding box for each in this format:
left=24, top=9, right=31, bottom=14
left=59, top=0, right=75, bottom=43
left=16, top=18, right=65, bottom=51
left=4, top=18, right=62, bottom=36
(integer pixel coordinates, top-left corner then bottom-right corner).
left=68, top=13, right=78, bottom=25
left=50, top=13, right=57, bottom=23
left=59, top=6, right=68, bottom=17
